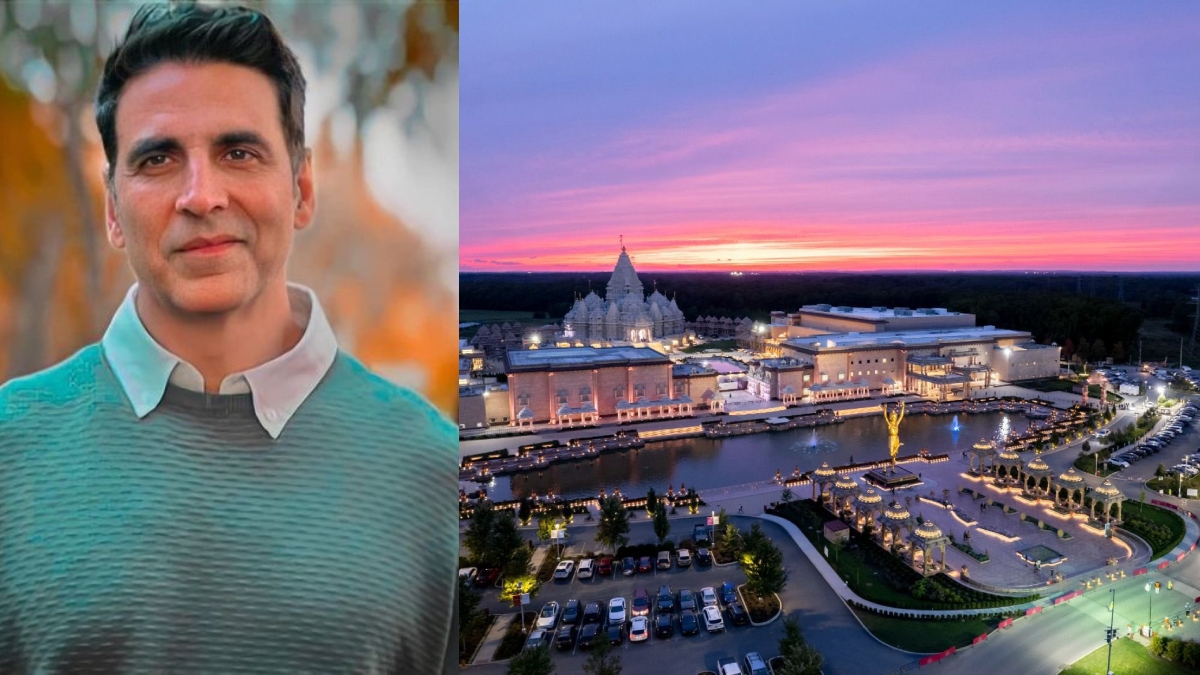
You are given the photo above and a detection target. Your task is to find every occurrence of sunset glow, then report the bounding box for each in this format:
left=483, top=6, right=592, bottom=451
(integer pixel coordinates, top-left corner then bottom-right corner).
left=461, top=2, right=1200, bottom=272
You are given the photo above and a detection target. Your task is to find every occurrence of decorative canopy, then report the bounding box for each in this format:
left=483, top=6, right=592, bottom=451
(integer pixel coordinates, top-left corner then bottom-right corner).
left=1024, top=455, right=1053, bottom=476
left=1091, top=479, right=1122, bottom=499
left=856, top=488, right=883, bottom=507
left=814, top=462, right=837, bottom=480
left=882, top=501, right=914, bottom=530
left=912, top=519, right=945, bottom=541
left=998, top=448, right=1021, bottom=462
left=1057, top=467, right=1084, bottom=485
left=972, top=440, right=996, bottom=454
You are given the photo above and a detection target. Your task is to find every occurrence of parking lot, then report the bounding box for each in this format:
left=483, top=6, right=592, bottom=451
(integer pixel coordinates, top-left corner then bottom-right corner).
left=502, top=520, right=788, bottom=674
left=1104, top=402, right=1197, bottom=483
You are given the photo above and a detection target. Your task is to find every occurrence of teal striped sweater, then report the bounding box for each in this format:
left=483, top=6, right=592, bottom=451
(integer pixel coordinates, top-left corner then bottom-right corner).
left=0, top=345, right=458, bottom=674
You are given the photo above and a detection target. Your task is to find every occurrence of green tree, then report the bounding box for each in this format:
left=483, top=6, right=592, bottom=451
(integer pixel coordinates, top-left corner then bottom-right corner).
left=775, top=617, right=823, bottom=675
left=716, top=521, right=743, bottom=561
left=582, top=639, right=622, bottom=675
left=504, top=544, right=534, bottom=581
left=1092, top=339, right=1107, bottom=361
left=463, top=500, right=497, bottom=564
left=1112, top=341, right=1126, bottom=363
left=518, top=498, right=533, bottom=525
left=465, top=501, right=525, bottom=569
left=645, top=488, right=659, bottom=518
left=1082, top=441, right=1091, bottom=454
left=742, top=534, right=787, bottom=597
left=537, top=512, right=556, bottom=542
left=507, top=644, right=555, bottom=675
left=653, top=504, right=671, bottom=546
left=780, top=488, right=794, bottom=505
left=595, top=495, right=630, bottom=553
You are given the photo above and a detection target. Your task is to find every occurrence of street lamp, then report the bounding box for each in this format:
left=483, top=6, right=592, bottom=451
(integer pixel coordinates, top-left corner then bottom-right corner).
left=1105, top=587, right=1116, bottom=675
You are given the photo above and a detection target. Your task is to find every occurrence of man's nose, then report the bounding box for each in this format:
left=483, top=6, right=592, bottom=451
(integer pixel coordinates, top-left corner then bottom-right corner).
left=174, top=157, right=228, bottom=217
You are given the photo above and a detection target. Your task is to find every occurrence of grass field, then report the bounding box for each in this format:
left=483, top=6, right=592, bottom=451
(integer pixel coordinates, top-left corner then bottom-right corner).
left=1121, top=500, right=1187, bottom=559
left=1059, top=637, right=1194, bottom=675
left=852, top=610, right=1000, bottom=653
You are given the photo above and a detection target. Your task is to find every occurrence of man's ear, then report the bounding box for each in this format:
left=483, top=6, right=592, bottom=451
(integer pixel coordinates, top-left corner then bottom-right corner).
left=104, top=171, right=125, bottom=249
left=294, top=149, right=316, bottom=231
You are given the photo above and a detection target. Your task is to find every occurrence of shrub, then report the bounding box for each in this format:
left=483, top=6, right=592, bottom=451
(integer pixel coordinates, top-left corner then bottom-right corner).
left=1150, top=634, right=1166, bottom=657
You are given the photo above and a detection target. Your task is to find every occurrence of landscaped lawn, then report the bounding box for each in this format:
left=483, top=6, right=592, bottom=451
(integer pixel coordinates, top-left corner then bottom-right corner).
left=852, top=609, right=1000, bottom=654
left=1059, top=637, right=1194, bottom=675
left=1120, top=501, right=1187, bottom=559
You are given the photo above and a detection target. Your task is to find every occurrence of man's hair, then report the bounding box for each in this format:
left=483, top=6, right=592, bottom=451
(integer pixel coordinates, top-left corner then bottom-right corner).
left=96, top=3, right=306, bottom=180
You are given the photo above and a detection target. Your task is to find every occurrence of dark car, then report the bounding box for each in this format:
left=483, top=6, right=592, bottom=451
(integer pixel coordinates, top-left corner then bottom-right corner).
left=632, top=588, right=651, bottom=617
left=621, top=557, right=637, bottom=576
left=678, top=588, right=697, bottom=612
left=637, top=556, right=653, bottom=573
left=654, top=613, right=674, bottom=639
left=607, top=622, right=624, bottom=646
left=475, top=567, right=502, bottom=588
left=598, top=556, right=614, bottom=576
left=578, top=623, right=601, bottom=650
left=554, top=625, right=576, bottom=651
left=562, top=599, right=581, bottom=625
left=720, top=581, right=737, bottom=606
left=728, top=601, right=749, bottom=626
left=657, top=584, right=675, bottom=614
left=695, top=548, right=712, bottom=566
left=582, top=601, right=603, bottom=625
left=679, top=610, right=700, bottom=636
left=693, top=523, right=711, bottom=545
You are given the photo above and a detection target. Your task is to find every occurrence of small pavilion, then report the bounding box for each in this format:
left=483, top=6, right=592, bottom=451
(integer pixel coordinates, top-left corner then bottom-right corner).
left=968, top=439, right=998, bottom=475
left=854, top=488, right=884, bottom=532
left=1054, top=467, right=1086, bottom=513
left=907, top=519, right=951, bottom=576
left=1089, top=479, right=1126, bottom=524
left=830, top=475, right=861, bottom=519
left=1020, top=452, right=1054, bottom=501
left=781, top=385, right=801, bottom=406
left=516, top=406, right=535, bottom=429
left=879, top=501, right=916, bottom=551
left=995, top=447, right=1022, bottom=486
left=812, top=462, right=837, bottom=503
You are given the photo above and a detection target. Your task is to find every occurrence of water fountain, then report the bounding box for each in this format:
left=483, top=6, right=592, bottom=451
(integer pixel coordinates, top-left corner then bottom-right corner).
left=951, top=415, right=961, bottom=432
left=809, top=429, right=819, bottom=448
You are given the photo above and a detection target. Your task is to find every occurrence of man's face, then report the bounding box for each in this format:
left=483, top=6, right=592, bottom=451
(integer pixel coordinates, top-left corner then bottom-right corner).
left=105, top=61, right=314, bottom=317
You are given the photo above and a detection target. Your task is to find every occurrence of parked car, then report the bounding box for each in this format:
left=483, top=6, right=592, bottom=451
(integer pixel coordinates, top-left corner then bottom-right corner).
left=637, top=556, right=653, bottom=573
left=524, top=628, right=551, bottom=651
left=458, top=567, right=477, bottom=585
left=720, top=581, right=737, bottom=606
left=553, top=560, right=575, bottom=581
left=676, top=548, right=692, bottom=567
left=657, top=550, right=672, bottom=570
left=562, top=599, right=581, bottom=625
left=728, top=601, right=749, bottom=626
left=578, top=623, right=601, bottom=649
left=598, top=557, right=614, bottom=576
left=700, top=586, right=718, bottom=607
left=654, top=613, right=674, bottom=638
left=608, top=597, right=627, bottom=626
left=694, top=523, right=712, bottom=545
left=555, top=625, right=576, bottom=651
left=696, top=548, right=713, bottom=566
left=475, top=567, right=502, bottom=588
left=679, top=610, right=700, bottom=636
left=717, top=657, right=742, bottom=675
left=536, top=601, right=560, bottom=630
left=657, top=584, right=675, bottom=614
left=632, top=588, right=651, bottom=617
left=622, top=557, right=637, bottom=576
left=744, top=652, right=770, bottom=675
left=628, top=616, right=650, bottom=642
left=679, top=588, right=697, bottom=612
left=607, top=622, right=624, bottom=646
left=578, top=558, right=595, bottom=579
left=582, top=601, right=603, bottom=625
left=702, top=605, right=725, bottom=633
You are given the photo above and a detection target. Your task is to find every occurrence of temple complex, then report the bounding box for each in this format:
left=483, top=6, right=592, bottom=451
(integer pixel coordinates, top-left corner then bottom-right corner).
left=561, top=244, right=686, bottom=344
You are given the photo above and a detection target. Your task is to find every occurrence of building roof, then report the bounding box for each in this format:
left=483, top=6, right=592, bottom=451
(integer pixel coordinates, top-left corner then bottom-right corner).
left=782, top=326, right=1032, bottom=354
left=824, top=520, right=851, bottom=532
left=507, top=346, right=670, bottom=372
left=798, top=304, right=965, bottom=321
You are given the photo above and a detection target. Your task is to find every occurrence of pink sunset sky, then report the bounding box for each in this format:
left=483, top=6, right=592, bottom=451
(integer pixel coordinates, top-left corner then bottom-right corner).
left=460, top=2, right=1200, bottom=272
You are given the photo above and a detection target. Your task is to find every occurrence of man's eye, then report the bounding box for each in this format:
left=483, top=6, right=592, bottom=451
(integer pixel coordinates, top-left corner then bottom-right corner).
left=227, top=148, right=253, bottom=161
left=144, top=155, right=169, bottom=167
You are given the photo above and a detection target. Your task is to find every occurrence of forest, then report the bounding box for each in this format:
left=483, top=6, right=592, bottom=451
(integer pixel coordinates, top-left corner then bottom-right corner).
left=461, top=272, right=1200, bottom=365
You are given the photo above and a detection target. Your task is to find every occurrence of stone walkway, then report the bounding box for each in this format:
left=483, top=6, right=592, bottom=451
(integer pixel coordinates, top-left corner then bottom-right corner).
left=470, top=613, right=516, bottom=665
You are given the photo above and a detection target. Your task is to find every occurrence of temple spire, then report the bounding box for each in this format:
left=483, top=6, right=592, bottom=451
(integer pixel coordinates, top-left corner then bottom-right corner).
left=620, top=234, right=625, bottom=252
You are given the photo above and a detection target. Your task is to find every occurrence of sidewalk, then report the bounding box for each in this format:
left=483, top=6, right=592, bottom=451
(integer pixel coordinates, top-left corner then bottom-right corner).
left=470, top=613, right=516, bottom=665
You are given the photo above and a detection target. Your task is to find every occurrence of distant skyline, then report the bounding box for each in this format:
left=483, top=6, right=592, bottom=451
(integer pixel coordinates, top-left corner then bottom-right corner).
left=461, top=1, right=1200, bottom=273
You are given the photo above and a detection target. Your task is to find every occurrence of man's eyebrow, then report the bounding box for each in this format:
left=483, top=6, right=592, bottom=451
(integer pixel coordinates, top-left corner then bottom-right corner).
left=125, top=136, right=182, bottom=167
left=215, top=130, right=271, bottom=150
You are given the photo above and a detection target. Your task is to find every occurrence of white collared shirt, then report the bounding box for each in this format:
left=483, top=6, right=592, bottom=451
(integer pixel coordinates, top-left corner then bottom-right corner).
left=101, top=282, right=339, bottom=439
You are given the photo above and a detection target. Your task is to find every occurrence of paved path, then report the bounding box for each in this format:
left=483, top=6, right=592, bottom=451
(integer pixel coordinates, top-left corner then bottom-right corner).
left=470, top=613, right=516, bottom=665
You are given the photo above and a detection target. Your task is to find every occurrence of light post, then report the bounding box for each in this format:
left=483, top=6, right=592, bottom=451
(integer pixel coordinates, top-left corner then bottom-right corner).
left=1105, top=587, right=1116, bottom=675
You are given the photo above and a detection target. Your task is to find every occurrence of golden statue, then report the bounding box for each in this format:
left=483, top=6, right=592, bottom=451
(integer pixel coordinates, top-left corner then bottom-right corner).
left=883, top=402, right=906, bottom=472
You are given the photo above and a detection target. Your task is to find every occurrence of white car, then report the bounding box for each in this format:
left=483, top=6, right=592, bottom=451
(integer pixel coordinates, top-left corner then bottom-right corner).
left=702, top=604, right=725, bottom=633
left=717, top=657, right=743, bottom=675
left=676, top=548, right=692, bottom=567
left=536, top=601, right=560, bottom=630
left=553, top=560, right=575, bottom=580
left=608, top=597, right=627, bottom=626
left=700, top=586, right=718, bottom=607
left=1096, top=429, right=1112, bottom=438
left=628, top=615, right=650, bottom=642
left=577, top=558, right=595, bottom=579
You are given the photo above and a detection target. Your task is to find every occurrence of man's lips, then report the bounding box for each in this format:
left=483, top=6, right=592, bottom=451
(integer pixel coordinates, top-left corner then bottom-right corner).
left=179, top=236, right=241, bottom=253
